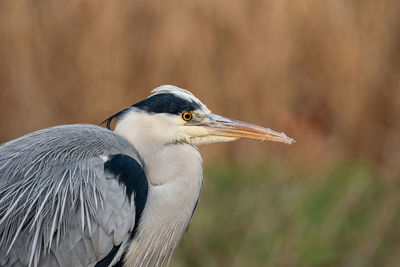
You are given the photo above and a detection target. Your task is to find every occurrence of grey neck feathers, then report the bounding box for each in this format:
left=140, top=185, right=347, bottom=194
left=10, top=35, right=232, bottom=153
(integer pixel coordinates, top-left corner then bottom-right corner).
left=114, top=118, right=204, bottom=266
left=124, top=144, right=203, bottom=266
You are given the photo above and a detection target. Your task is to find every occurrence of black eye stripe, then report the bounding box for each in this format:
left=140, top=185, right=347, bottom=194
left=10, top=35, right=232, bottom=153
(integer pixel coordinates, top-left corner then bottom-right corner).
left=132, top=93, right=201, bottom=114
left=102, top=93, right=202, bottom=129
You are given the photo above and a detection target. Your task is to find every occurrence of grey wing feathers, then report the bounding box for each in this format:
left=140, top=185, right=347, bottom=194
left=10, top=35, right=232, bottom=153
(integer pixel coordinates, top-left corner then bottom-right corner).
left=0, top=124, right=145, bottom=267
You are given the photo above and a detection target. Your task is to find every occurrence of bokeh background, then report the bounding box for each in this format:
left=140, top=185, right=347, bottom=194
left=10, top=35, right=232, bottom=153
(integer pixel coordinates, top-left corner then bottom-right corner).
left=1, top=1, right=400, bottom=266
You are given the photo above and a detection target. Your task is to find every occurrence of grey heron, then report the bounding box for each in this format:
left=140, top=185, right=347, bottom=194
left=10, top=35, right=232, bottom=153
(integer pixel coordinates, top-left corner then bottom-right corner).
left=0, top=85, right=294, bottom=267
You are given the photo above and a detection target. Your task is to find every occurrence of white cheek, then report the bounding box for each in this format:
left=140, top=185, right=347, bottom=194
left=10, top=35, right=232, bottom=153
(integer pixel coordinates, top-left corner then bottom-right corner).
left=115, top=112, right=183, bottom=146
left=181, top=126, right=209, bottom=137
left=151, top=119, right=178, bottom=141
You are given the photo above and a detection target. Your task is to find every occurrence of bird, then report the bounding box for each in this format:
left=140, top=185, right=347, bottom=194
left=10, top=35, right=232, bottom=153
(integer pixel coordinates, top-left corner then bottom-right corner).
left=0, top=85, right=294, bottom=267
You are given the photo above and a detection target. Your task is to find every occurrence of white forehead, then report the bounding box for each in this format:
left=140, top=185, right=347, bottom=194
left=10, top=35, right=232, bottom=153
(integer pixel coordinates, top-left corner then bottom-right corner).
left=151, top=85, right=210, bottom=112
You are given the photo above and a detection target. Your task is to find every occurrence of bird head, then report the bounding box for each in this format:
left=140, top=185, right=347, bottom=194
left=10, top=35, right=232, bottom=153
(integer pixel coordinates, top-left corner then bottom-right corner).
left=103, top=85, right=294, bottom=150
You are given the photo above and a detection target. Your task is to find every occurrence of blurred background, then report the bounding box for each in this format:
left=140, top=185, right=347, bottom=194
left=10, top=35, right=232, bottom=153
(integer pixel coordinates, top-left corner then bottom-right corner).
left=1, top=0, right=399, bottom=266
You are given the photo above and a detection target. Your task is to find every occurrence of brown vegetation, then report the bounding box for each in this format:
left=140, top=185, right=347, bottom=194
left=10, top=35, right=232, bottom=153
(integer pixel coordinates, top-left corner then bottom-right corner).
left=1, top=0, right=399, bottom=175
left=2, top=2, right=400, bottom=266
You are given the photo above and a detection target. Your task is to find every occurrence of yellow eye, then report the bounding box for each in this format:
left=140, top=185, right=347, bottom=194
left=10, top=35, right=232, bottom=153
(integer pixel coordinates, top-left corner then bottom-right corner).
left=182, top=112, right=193, bottom=121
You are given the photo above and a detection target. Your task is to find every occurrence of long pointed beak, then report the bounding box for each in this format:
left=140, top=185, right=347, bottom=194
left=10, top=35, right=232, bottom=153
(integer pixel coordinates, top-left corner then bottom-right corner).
left=193, top=114, right=295, bottom=144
